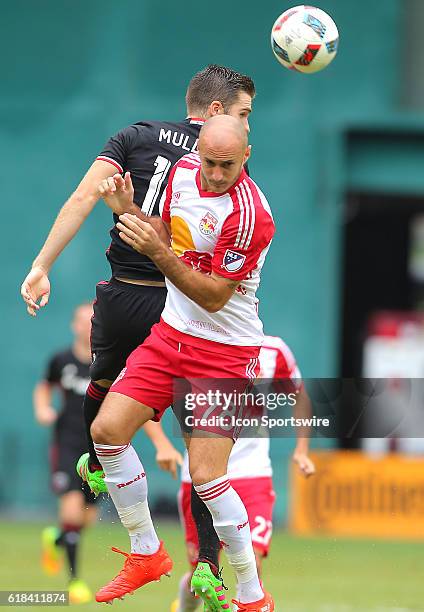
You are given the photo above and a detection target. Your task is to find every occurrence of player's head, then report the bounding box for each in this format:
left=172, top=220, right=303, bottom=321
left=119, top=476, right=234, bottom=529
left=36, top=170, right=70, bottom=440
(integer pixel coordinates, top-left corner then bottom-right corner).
left=186, top=64, right=255, bottom=132
left=198, top=115, right=250, bottom=194
left=71, top=302, right=93, bottom=343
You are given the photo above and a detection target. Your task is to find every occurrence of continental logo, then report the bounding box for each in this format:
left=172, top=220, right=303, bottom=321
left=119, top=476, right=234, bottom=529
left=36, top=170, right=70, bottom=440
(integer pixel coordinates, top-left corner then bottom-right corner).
left=307, top=469, right=424, bottom=526
left=291, top=451, right=424, bottom=539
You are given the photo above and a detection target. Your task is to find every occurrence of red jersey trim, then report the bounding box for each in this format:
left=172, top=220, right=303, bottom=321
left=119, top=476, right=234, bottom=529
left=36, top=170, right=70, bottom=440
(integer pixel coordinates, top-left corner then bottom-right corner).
left=96, top=156, right=123, bottom=173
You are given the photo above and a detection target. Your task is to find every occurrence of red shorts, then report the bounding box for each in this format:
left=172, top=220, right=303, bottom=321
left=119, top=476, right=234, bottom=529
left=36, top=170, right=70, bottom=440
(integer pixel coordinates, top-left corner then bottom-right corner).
left=178, top=477, right=275, bottom=562
left=111, top=319, right=260, bottom=433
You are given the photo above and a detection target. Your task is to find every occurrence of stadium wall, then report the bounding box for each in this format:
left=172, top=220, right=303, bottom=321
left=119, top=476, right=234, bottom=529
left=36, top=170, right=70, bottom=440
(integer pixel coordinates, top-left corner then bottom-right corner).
left=1, top=0, right=408, bottom=521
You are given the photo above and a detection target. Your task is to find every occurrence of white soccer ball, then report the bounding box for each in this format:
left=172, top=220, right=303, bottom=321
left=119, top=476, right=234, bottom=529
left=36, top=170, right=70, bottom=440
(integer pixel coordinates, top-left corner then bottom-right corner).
left=271, top=5, right=339, bottom=74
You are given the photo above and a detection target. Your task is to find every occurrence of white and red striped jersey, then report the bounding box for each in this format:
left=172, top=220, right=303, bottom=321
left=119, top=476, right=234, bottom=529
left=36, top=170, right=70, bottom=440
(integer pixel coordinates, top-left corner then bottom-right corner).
left=259, top=334, right=302, bottom=385
left=181, top=335, right=302, bottom=481
left=160, top=153, right=275, bottom=346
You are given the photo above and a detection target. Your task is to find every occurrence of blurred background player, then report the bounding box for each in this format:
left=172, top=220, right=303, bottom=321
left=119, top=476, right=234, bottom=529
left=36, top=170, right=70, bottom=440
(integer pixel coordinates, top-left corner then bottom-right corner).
left=171, top=335, right=315, bottom=612
left=33, top=302, right=96, bottom=604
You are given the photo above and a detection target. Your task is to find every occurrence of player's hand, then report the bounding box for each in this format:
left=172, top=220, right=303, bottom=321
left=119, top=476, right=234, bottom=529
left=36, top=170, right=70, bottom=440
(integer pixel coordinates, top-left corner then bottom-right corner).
left=35, top=405, right=57, bottom=426
left=20, top=266, right=51, bottom=317
left=117, top=213, right=164, bottom=258
left=98, top=172, right=135, bottom=216
left=292, top=451, right=316, bottom=478
left=155, top=444, right=183, bottom=479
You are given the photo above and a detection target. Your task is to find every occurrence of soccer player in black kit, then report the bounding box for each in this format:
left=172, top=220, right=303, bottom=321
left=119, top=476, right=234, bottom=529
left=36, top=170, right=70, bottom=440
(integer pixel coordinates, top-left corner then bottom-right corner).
left=33, top=303, right=97, bottom=604
left=21, top=65, right=255, bottom=611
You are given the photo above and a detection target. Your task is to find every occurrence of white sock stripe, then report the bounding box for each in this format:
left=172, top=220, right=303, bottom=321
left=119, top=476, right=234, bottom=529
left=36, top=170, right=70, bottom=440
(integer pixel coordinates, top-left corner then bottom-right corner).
left=194, top=474, right=228, bottom=491
left=197, top=482, right=230, bottom=497
left=197, top=481, right=231, bottom=501
left=94, top=443, right=130, bottom=456
left=195, top=476, right=229, bottom=494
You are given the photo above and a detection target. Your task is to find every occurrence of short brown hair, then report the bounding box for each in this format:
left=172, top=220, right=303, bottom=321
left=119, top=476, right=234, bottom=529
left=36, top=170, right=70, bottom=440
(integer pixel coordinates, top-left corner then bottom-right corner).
left=186, top=64, right=255, bottom=115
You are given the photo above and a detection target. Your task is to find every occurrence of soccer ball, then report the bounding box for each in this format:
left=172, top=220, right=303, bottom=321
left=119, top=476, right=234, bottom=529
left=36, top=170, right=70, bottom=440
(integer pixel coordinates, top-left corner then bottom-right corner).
left=271, top=5, right=339, bottom=74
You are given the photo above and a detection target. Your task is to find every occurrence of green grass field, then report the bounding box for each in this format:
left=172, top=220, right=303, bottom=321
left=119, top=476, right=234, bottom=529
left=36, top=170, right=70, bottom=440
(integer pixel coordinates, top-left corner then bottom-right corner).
left=0, top=521, right=423, bottom=611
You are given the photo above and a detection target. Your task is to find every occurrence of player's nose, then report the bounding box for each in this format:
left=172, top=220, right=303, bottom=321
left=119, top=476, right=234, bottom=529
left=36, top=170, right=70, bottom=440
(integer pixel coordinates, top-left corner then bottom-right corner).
left=212, top=169, right=223, bottom=182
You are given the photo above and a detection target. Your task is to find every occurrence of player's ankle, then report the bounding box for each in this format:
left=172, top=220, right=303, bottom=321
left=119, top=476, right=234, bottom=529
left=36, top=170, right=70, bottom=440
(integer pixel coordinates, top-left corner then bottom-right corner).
left=197, top=558, right=219, bottom=577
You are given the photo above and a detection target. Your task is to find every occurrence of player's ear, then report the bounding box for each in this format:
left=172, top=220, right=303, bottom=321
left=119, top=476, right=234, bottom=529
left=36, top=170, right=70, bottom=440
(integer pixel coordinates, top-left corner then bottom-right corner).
left=243, top=145, right=251, bottom=164
left=208, top=100, right=224, bottom=116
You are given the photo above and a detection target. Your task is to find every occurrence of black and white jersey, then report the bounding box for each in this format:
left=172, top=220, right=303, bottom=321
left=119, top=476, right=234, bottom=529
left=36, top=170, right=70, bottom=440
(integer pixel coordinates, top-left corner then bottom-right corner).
left=44, top=348, right=90, bottom=444
left=97, top=118, right=204, bottom=281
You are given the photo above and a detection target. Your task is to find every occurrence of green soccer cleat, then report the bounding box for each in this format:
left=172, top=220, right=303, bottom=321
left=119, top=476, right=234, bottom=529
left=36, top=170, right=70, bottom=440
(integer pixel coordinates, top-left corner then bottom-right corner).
left=191, top=563, right=229, bottom=612
left=76, top=452, right=107, bottom=496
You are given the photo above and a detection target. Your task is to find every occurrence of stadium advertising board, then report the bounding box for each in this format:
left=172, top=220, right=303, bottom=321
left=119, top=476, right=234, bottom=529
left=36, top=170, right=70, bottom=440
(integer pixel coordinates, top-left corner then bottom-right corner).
left=290, top=451, right=424, bottom=539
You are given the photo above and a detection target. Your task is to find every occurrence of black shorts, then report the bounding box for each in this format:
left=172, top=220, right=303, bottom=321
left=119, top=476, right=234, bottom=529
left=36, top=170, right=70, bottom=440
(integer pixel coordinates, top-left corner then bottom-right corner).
left=90, top=278, right=167, bottom=382
left=50, top=437, right=97, bottom=505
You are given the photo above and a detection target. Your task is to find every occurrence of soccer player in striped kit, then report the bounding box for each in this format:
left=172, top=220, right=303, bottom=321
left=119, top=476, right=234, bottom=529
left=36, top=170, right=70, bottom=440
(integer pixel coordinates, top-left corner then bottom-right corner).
left=92, top=116, right=275, bottom=610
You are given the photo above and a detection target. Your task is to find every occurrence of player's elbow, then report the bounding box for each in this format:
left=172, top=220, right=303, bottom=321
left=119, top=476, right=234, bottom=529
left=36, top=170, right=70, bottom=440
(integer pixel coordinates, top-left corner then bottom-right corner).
left=202, top=297, right=228, bottom=313
left=69, top=189, right=98, bottom=214
left=203, top=303, right=220, bottom=313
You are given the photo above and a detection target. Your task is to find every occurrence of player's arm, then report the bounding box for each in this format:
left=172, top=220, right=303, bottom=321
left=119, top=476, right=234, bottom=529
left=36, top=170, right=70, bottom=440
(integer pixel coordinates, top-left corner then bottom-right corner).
left=142, top=421, right=183, bottom=480
left=292, top=385, right=316, bottom=478
left=21, top=160, right=119, bottom=316
left=117, top=214, right=238, bottom=312
left=33, top=380, right=57, bottom=426
left=98, top=172, right=171, bottom=244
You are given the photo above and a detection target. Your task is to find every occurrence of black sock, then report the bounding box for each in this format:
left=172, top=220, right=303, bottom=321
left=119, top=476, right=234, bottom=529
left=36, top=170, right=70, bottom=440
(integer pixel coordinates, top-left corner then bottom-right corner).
left=84, top=382, right=108, bottom=470
left=57, top=524, right=82, bottom=580
left=190, top=485, right=220, bottom=575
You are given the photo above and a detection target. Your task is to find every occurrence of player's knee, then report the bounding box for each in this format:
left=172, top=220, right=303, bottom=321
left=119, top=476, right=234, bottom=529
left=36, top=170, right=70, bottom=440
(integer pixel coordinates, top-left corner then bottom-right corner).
left=90, top=416, right=117, bottom=445
left=89, top=356, right=122, bottom=383
left=190, top=463, right=224, bottom=486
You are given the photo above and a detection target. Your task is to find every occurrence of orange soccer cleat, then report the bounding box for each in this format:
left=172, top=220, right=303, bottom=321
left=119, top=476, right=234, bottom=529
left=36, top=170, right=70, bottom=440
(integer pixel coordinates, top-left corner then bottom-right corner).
left=95, top=542, right=173, bottom=603
left=232, top=591, right=275, bottom=612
